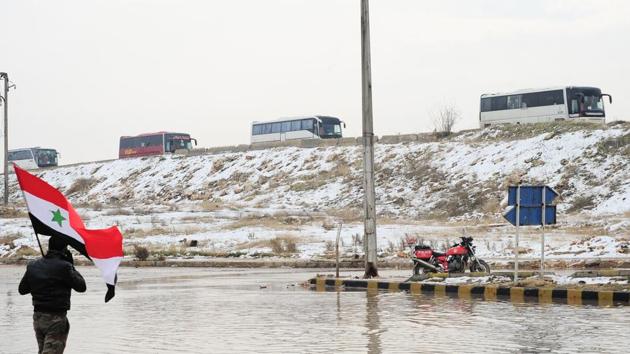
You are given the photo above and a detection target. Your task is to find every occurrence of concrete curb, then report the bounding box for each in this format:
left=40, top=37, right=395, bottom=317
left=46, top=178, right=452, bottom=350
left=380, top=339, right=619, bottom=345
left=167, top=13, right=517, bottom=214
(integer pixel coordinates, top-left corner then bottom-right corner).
left=309, top=278, right=630, bottom=307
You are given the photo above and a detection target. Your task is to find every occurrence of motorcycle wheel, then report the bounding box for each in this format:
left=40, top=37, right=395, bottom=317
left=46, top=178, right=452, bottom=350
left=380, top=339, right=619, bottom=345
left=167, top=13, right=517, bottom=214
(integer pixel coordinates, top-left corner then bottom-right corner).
left=470, top=260, right=491, bottom=273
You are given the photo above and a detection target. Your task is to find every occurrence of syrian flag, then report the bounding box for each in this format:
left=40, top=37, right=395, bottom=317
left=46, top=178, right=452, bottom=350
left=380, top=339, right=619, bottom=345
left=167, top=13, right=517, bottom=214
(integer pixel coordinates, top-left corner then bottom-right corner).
left=13, top=164, right=123, bottom=302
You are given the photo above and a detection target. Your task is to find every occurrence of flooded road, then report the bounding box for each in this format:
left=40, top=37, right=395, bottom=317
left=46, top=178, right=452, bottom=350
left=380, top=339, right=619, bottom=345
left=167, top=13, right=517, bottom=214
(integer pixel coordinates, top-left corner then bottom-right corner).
left=2, top=265, right=629, bottom=353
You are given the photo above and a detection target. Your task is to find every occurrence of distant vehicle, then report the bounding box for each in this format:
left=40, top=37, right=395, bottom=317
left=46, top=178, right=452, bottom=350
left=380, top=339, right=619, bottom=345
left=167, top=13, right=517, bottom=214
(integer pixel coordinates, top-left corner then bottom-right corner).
left=8, top=147, right=60, bottom=170
left=479, top=86, right=612, bottom=128
left=251, top=116, right=345, bottom=144
left=119, top=132, right=197, bottom=158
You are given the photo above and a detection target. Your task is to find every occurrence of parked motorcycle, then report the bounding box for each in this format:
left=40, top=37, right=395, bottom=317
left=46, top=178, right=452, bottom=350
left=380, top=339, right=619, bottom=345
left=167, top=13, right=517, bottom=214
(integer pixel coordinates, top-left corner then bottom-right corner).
left=411, top=237, right=490, bottom=275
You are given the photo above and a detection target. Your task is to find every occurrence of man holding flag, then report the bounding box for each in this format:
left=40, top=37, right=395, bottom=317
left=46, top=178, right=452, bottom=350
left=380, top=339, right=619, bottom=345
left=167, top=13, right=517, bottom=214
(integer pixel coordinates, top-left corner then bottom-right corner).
left=19, top=236, right=86, bottom=354
left=13, top=164, right=124, bottom=352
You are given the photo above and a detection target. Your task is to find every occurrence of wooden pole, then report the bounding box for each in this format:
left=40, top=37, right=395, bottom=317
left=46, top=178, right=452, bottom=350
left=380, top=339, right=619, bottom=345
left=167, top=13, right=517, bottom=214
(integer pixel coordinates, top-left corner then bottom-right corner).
left=1, top=72, right=8, bottom=205
left=361, top=0, right=378, bottom=278
left=541, top=187, right=546, bottom=279
left=514, top=185, right=520, bottom=283
left=335, top=223, right=342, bottom=278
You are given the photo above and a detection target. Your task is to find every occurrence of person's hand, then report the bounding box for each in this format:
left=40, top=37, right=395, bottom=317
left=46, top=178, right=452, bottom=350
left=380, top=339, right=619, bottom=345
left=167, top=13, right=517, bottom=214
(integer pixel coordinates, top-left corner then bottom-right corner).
left=62, top=249, right=74, bottom=265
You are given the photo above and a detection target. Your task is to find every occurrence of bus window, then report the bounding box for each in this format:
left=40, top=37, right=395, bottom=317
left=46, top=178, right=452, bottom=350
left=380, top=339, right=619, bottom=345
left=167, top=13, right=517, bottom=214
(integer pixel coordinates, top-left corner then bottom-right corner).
left=271, top=122, right=282, bottom=133
left=507, top=95, right=521, bottom=110
left=291, top=120, right=301, bottom=131
left=8, top=150, right=34, bottom=161
left=480, top=98, right=492, bottom=112
left=281, top=121, right=291, bottom=132
left=301, top=119, right=313, bottom=131
left=491, top=96, right=507, bottom=111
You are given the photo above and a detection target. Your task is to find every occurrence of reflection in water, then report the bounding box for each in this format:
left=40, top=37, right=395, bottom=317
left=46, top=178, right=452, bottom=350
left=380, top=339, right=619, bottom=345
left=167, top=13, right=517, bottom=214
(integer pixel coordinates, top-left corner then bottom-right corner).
left=2, top=266, right=630, bottom=353
left=365, top=289, right=381, bottom=354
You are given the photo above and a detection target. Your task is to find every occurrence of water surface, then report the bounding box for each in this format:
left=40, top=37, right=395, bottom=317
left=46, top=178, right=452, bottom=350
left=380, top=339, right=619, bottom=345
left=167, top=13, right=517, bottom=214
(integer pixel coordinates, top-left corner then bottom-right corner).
left=1, top=266, right=628, bottom=353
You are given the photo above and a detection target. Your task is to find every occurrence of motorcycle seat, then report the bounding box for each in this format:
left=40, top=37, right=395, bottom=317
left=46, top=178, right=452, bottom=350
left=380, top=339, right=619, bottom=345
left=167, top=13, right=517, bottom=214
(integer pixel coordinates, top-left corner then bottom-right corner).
left=432, top=251, right=446, bottom=257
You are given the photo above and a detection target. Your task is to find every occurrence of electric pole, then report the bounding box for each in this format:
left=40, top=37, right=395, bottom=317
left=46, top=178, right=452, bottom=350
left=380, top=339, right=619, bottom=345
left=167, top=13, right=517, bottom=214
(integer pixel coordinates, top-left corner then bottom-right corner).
left=361, top=0, right=378, bottom=278
left=1, top=72, right=9, bottom=206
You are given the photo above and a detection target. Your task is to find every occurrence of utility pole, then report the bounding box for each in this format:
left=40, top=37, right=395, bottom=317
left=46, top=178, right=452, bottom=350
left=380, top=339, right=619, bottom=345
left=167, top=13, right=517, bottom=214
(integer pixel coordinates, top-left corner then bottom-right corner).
left=361, top=0, right=378, bottom=278
left=1, top=72, right=9, bottom=206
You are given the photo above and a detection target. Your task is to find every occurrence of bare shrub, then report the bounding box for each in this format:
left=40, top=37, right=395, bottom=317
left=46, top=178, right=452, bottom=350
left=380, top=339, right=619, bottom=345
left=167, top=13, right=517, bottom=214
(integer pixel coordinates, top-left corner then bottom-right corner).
left=66, top=178, right=96, bottom=195
left=269, top=236, right=298, bottom=254
left=322, top=220, right=336, bottom=231
left=432, top=104, right=461, bottom=136
left=133, top=245, right=149, bottom=261
left=325, top=240, right=335, bottom=252
left=567, top=195, right=595, bottom=213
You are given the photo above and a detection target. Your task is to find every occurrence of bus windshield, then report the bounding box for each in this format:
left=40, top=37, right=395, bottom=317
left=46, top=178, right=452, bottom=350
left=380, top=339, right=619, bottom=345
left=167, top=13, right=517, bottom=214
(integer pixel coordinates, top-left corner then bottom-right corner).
left=320, top=122, right=342, bottom=138
left=318, top=117, right=343, bottom=139
left=583, top=95, right=604, bottom=112
left=567, top=87, right=605, bottom=116
left=34, top=149, right=58, bottom=167
left=165, top=134, right=193, bottom=152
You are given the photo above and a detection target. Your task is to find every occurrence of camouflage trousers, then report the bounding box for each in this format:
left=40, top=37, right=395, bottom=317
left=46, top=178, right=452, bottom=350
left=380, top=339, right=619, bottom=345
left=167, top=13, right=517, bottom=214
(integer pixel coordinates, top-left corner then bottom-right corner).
left=33, top=312, right=69, bottom=354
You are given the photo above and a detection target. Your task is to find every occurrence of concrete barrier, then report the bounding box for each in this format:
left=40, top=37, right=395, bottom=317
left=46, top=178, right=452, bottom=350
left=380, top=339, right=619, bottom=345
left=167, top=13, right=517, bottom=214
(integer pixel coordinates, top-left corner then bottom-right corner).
left=309, top=277, right=630, bottom=306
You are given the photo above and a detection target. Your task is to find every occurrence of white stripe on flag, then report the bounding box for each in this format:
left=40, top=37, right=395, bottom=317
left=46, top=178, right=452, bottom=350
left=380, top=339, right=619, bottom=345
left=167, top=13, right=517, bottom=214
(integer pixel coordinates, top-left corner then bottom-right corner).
left=23, top=191, right=84, bottom=245
left=93, top=257, right=123, bottom=285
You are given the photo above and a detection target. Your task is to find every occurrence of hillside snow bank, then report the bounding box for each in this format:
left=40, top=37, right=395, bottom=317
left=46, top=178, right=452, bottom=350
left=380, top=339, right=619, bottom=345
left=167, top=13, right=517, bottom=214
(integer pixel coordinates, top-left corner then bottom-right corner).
left=2, top=123, right=629, bottom=218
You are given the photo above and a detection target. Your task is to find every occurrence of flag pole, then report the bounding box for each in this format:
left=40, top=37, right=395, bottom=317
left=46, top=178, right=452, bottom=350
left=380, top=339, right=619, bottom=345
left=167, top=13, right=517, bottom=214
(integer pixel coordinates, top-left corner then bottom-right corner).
left=33, top=232, right=45, bottom=256
left=12, top=163, right=45, bottom=256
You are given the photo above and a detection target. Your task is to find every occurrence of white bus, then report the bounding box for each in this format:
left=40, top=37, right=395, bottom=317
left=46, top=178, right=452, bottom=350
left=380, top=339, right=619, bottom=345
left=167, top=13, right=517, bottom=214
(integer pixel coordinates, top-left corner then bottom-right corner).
left=8, top=147, right=60, bottom=170
left=251, top=116, right=345, bottom=144
left=479, top=86, right=612, bottom=128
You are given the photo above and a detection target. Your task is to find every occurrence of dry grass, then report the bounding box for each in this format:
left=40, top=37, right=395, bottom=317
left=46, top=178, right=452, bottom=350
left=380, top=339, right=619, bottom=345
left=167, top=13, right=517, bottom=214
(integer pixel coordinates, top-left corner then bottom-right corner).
left=0, top=235, right=20, bottom=248
left=289, top=179, right=327, bottom=192
left=105, top=208, right=133, bottom=216
left=236, top=234, right=299, bottom=255
left=326, top=208, right=362, bottom=222
left=222, top=215, right=295, bottom=230
left=66, top=177, right=96, bottom=195
left=567, top=195, right=595, bottom=213
left=14, top=246, right=40, bottom=257
left=199, top=199, right=224, bottom=211
left=0, top=206, right=27, bottom=219
left=123, top=226, right=170, bottom=238
left=269, top=235, right=298, bottom=254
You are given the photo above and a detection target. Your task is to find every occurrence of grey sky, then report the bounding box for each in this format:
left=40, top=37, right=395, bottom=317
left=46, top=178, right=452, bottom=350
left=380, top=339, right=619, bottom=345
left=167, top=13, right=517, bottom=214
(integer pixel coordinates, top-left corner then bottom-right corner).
left=1, top=0, right=629, bottom=164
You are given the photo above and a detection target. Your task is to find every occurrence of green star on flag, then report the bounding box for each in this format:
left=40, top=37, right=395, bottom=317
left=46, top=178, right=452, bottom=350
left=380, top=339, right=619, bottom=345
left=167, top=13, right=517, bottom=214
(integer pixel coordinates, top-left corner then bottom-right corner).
left=51, top=209, right=66, bottom=227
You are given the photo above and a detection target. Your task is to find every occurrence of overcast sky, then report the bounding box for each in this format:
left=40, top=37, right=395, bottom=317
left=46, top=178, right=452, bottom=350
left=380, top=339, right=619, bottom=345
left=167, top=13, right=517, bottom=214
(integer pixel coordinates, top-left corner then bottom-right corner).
left=1, top=0, right=629, bottom=164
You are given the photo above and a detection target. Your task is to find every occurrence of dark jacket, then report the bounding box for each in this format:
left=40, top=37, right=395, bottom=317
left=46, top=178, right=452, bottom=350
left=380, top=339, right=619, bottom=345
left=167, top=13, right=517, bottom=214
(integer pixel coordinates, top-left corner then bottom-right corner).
left=18, top=250, right=86, bottom=313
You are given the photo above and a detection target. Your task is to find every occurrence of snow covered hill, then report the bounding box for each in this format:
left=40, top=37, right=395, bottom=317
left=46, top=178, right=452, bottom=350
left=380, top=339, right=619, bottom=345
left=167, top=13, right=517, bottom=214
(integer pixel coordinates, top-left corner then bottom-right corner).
left=3, top=121, right=629, bottom=218
left=1, top=121, right=629, bottom=261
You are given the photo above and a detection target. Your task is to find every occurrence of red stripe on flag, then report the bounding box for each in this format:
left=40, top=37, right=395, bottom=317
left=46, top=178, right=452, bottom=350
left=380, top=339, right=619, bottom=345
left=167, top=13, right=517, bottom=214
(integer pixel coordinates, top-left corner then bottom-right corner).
left=77, top=226, right=124, bottom=259
left=14, top=165, right=70, bottom=210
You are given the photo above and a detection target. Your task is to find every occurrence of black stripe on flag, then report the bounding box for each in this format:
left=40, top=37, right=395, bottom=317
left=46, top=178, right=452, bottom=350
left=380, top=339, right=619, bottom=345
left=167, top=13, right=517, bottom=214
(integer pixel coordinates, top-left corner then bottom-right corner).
left=29, top=212, right=90, bottom=260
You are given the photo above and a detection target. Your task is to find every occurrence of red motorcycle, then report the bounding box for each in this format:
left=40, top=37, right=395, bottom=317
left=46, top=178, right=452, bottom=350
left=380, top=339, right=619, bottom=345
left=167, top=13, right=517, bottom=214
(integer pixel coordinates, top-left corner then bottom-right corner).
left=411, top=237, right=490, bottom=275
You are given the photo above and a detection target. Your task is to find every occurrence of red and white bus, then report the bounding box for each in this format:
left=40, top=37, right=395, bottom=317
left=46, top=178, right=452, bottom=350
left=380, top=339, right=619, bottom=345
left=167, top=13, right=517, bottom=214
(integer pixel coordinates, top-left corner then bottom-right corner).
left=119, top=132, right=197, bottom=158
